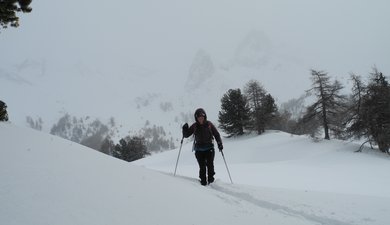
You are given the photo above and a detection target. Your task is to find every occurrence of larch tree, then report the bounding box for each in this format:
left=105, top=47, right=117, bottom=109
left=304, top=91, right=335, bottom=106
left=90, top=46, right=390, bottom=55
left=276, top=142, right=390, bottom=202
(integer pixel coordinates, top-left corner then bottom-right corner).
left=304, top=70, right=347, bottom=140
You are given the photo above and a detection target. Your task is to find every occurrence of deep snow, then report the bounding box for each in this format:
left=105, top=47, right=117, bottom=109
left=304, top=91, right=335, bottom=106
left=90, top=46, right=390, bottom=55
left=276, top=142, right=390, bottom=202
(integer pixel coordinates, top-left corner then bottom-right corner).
left=1, top=122, right=390, bottom=225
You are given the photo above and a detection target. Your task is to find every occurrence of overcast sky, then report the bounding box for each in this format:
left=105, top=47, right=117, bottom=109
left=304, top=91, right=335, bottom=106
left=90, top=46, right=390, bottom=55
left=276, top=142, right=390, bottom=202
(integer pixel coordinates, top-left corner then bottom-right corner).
left=1, top=0, right=390, bottom=93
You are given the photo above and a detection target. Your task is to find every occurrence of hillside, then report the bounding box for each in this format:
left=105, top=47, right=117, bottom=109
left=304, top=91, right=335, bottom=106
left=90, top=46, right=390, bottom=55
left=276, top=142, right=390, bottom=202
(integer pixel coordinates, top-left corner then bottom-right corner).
left=135, top=130, right=390, bottom=197
left=2, top=122, right=390, bottom=225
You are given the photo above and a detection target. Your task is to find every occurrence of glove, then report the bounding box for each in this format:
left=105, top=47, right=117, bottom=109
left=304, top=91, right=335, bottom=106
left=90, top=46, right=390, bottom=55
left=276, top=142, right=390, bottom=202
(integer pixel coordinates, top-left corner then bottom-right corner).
left=182, top=123, right=189, bottom=135
left=217, top=142, right=223, bottom=152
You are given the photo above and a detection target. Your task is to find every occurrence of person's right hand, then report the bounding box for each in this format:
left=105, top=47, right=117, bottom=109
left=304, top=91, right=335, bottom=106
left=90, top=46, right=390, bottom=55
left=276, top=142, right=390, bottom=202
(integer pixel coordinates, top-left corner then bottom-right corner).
left=182, top=123, right=189, bottom=135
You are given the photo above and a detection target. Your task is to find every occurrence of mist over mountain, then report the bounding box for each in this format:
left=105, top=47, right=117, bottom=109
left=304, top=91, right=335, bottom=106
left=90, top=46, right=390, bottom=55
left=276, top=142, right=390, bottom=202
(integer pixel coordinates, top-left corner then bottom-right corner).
left=186, top=49, right=215, bottom=89
left=1, top=0, right=389, bottom=144
left=234, top=30, right=272, bottom=68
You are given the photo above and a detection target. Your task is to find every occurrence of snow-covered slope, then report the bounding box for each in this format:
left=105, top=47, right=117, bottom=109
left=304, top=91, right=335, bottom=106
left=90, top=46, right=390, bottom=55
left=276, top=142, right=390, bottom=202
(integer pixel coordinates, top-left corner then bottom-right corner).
left=2, top=122, right=390, bottom=225
left=136, top=131, right=390, bottom=197
left=135, top=131, right=390, bottom=225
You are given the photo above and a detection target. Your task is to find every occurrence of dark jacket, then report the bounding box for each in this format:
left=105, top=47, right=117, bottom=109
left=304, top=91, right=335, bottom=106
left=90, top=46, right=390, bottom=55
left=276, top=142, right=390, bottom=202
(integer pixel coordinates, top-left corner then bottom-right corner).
left=183, top=121, right=222, bottom=150
left=183, top=108, right=222, bottom=151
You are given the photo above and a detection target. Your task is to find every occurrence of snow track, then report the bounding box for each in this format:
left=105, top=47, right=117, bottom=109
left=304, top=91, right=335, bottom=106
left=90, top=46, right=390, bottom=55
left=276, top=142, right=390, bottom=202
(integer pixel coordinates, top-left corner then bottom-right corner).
left=136, top=131, right=390, bottom=225
left=209, top=183, right=353, bottom=225
left=174, top=175, right=354, bottom=225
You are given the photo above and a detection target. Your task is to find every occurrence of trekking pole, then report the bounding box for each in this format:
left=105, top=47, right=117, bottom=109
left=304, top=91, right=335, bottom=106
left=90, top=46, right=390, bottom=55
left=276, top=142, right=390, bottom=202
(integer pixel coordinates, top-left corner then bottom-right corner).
left=220, top=150, right=233, bottom=184
left=174, top=136, right=184, bottom=176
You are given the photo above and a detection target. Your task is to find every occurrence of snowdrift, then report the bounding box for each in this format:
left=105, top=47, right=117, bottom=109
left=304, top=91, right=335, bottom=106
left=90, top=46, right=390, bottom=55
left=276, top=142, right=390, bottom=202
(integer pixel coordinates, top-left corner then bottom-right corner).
left=1, top=123, right=390, bottom=225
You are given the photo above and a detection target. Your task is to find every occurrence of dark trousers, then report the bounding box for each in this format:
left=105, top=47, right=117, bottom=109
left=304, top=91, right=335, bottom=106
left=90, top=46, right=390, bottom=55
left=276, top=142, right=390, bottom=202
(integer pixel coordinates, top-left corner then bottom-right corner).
left=195, top=150, right=215, bottom=182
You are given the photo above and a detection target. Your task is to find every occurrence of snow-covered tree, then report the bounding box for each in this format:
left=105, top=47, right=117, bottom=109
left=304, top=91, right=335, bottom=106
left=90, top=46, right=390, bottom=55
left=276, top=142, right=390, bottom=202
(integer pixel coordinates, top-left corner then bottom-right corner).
left=26, top=116, right=43, bottom=130
left=50, top=114, right=117, bottom=152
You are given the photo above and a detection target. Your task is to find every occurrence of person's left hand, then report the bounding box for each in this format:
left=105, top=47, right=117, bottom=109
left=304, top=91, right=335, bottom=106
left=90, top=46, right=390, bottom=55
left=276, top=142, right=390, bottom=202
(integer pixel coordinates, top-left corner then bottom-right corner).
left=218, top=142, right=223, bottom=152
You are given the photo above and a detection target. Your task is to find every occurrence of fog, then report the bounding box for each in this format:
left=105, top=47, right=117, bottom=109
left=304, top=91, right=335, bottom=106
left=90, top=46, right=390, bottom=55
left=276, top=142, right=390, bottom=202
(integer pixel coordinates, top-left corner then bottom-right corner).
left=1, top=0, right=390, bottom=131
left=2, top=0, right=389, bottom=77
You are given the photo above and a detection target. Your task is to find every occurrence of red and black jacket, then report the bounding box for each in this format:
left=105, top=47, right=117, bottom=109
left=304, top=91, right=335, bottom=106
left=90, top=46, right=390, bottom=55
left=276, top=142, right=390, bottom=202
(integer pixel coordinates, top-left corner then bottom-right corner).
left=183, top=121, right=222, bottom=151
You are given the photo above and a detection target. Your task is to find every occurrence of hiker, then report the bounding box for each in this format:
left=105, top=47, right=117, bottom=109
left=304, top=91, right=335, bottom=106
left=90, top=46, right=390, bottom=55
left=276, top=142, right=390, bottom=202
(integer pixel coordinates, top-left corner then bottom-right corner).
left=182, top=108, right=223, bottom=185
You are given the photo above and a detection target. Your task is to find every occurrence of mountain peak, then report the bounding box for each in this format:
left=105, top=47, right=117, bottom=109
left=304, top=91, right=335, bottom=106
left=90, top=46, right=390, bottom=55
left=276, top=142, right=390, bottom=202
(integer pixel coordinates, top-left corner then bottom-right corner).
left=234, top=30, right=273, bottom=68
left=186, top=49, right=215, bottom=89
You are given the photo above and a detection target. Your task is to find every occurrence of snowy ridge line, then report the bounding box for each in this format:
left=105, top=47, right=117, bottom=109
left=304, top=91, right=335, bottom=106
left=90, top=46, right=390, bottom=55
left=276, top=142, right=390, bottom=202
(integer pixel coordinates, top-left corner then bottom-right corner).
left=209, top=183, right=352, bottom=225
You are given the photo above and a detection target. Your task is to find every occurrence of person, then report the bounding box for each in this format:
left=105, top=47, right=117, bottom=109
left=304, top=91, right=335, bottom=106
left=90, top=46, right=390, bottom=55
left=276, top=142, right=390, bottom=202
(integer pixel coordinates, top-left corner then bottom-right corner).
left=182, top=108, right=223, bottom=185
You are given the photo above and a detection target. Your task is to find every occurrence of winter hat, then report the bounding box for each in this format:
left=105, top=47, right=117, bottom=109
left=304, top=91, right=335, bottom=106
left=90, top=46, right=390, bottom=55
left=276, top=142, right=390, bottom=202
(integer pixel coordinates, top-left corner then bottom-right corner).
left=194, top=108, right=207, bottom=122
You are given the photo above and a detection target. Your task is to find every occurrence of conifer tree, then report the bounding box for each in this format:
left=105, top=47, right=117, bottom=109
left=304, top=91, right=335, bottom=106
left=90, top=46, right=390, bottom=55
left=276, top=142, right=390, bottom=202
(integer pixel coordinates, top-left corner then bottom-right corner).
left=100, top=137, right=115, bottom=156
left=259, top=93, right=278, bottom=131
left=345, top=73, right=366, bottom=139
left=304, top=70, right=346, bottom=140
left=114, top=136, right=149, bottom=162
left=243, top=80, right=266, bottom=134
left=0, top=100, right=9, bottom=121
left=218, top=89, right=250, bottom=136
left=50, top=114, right=116, bottom=152
left=360, top=68, right=390, bottom=152
left=0, top=0, right=32, bottom=30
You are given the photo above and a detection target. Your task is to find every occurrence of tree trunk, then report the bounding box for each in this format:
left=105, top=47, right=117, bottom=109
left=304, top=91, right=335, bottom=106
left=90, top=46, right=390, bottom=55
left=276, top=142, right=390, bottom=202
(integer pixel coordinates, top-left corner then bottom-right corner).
left=324, top=123, right=330, bottom=140
left=322, top=101, right=330, bottom=140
